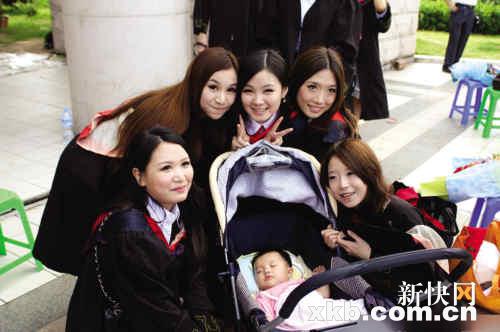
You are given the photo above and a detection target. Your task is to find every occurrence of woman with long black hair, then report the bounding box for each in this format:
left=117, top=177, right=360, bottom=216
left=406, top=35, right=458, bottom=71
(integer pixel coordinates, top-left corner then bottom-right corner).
left=66, top=127, right=220, bottom=331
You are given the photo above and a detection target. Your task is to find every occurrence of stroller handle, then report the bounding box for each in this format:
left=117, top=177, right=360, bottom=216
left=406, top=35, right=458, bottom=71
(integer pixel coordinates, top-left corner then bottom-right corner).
left=275, top=248, right=471, bottom=322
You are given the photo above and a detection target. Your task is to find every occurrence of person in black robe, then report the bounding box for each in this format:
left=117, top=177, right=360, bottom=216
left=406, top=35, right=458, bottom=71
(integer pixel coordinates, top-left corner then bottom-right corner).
left=193, top=0, right=275, bottom=57
left=354, top=0, right=392, bottom=120
left=33, top=48, right=238, bottom=276
left=319, top=139, right=441, bottom=300
left=269, top=0, right=362, bottom=85
left=66, top=127, right=221, bottom=332
left=283, top=47, right=359, bottom=162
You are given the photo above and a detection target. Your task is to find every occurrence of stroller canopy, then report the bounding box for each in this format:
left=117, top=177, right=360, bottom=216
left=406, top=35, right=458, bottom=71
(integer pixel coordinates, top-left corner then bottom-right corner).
left=213, top=141, right=335, bottom=229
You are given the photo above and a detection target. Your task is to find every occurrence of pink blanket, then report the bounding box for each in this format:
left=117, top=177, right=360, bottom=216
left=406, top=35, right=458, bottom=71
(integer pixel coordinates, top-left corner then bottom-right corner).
left=256, top=279, right=367, bottom=330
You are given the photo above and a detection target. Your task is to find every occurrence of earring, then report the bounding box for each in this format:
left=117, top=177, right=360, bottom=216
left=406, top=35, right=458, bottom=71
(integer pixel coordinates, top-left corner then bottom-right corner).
left=282, top=97, right=287, bottom=104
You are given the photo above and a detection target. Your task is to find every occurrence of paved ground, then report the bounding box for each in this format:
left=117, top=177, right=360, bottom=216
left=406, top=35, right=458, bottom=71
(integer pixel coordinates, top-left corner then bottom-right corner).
left=0, top=54, right=499, bottom=331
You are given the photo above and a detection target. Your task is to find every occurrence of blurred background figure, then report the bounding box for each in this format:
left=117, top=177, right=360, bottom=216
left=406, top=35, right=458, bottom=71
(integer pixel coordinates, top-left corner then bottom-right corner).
left=193, top=0, right=275, bottom=56
left=269, top=0, right=361, bottom=86
left=442, top=0, right=477, bottom=73
left=352, top=0, right=392, bottom=120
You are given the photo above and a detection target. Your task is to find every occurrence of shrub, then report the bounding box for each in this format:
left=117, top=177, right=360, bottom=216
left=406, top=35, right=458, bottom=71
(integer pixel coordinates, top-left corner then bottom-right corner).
left=1, top=0, right=36, bottom=17
left=419, top=0, right=500, bottom=35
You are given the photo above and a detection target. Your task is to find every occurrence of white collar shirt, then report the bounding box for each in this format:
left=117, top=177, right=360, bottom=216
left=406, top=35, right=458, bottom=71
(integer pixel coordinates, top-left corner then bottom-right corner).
left=146, top=196, right=181, bottom=242
left=245, top=112, right=279, bottom=135
left=300, top=0, right=316, bottom=25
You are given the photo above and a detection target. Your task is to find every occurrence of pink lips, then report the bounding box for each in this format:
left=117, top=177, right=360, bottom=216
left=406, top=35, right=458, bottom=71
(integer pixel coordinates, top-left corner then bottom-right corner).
left=172, top=186, right=187, bottom=193
left=308, top=105, right=324, bottom=114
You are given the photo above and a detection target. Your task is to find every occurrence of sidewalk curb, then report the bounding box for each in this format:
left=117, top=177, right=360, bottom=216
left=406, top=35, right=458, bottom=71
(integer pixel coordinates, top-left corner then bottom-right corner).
left=0, top=275, right=75, bottom=332
left=415, top=55, right=500, bottom=66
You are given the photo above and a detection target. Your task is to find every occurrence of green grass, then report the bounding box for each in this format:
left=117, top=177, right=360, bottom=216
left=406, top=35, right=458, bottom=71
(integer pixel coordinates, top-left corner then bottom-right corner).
left=417, top=30, right=500, bottom=60
left=0, top=0, right=51, bottom=45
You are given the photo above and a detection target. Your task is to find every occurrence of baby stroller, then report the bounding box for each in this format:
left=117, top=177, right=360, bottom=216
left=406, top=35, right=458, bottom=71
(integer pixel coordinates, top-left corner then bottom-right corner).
left=209, top=141, right=473, bottom=331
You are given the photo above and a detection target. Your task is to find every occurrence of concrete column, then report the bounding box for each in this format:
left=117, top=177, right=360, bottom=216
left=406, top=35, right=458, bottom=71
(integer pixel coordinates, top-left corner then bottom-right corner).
left=62, top=0, right=193, bottom=131
left=379, top=0, right=420, bottom=65
left=50, top=0, right=65, bottom=54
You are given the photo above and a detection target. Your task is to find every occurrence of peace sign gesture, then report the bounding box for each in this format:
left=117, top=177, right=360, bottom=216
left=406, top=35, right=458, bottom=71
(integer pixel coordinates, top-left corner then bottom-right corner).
left=263, top=116, right=293, bottom=146
left=231, top=115, right=250, bottom=150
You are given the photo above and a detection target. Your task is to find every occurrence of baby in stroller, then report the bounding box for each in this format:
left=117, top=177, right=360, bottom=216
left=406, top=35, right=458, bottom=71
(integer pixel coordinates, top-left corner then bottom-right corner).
left=210, top=141, right=391, bottom=330
left=253, top=249, right=366, bottom=331
left=210, top=141, right=472, bottom=331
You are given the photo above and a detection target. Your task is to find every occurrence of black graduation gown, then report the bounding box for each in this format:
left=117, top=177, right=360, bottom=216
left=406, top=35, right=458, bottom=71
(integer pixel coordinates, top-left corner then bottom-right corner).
left=338, top=196, right=438, bottom=299
left=270, top=0, right=362, bottom=84
left=65, top=208, right=216, bottom=332
left=33, top=138, right=123, bottom=275
left=357, top=2, right=392, bottom=120
left=283, top=111, right=350, bottom=162
left=193, top=0, right=275, bottom=57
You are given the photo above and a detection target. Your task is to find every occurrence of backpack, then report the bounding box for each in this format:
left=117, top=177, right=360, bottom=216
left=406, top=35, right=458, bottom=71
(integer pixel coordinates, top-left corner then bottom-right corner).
left=392, top=181, right=459, bottom=247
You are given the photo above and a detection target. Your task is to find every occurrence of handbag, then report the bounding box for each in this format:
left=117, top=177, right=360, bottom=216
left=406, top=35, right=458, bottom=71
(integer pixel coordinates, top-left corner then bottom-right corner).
left=449, top=221, right=500, bottom=313
left=392, top=181, right=459, bottom=247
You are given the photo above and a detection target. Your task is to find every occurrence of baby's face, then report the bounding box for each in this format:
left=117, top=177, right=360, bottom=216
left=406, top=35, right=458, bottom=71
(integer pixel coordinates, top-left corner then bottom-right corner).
left=253, top=252, right=292, bottom=290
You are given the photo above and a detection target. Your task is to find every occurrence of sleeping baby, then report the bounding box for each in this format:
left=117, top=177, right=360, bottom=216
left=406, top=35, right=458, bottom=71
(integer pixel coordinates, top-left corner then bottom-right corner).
left=252, top=249, right=367, bottom=331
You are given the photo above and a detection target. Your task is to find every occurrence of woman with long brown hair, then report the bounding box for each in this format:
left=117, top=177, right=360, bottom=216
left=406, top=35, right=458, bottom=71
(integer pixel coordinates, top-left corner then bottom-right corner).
left=284, top=46, right=358, bottom=161
left=319, top=139, right=439, bottom=300
left=33, top=47, right=239, bottom=276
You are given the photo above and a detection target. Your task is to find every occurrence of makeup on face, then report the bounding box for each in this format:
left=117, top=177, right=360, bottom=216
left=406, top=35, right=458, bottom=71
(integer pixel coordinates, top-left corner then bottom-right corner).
left=200, top=68, right=238, bottom=120
left=327, top=156, right=368, bottom=209
left=134, top=142, right=194, bottom=210
left=241, top=69, right=287, bottom=124
left=296, top=69, right=337, bottom=119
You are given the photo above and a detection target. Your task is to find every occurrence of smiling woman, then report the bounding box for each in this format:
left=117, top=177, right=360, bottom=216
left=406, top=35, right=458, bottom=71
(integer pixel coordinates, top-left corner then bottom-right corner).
left=283, top=46, right=359, bottom=161
left=65, top=126, right=222, bottom=332
left=199, top=68, right=237, bottom=120
left=319, top=138, right=441, bottom=300
left=33, top=47, right=238, bottom=278
left=231, top=48, right=293, bottom=150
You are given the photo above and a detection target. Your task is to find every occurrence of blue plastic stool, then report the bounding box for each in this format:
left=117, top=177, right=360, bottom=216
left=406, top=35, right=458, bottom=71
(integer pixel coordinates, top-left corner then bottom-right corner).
left=469, top=197, right=500, bottom=228
left=449, top=78, right=488, bottom=126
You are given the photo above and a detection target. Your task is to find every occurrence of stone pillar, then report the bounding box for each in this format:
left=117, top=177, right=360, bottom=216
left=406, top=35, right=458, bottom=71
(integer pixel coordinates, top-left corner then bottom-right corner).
left=50, top=0, right=65, bottom=54
left=62, top=0, right=193, bottom=132
left=379, top=0, right=420, bottom=65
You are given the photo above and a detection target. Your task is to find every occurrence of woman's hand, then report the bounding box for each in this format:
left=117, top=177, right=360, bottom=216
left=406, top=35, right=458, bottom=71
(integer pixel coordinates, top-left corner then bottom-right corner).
left=321, top=224, right=341, bottom=249
left=231, top=115, right=250, bottom=150
left=312, top=265, right=330, bottom=298
left=263, top=116, right=293, bottom=146
left=337, top=230, right=372, bottom=260
left=312, top=265, right=326, bottom=274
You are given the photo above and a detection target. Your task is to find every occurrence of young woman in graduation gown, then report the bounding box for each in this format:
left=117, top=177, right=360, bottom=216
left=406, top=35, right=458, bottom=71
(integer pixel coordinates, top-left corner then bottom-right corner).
left=66, top=127, right=221, bottom=332
left=284, top=47, right=359, bottom=162
left=231, top=49, right=293, bottom=150
left=320, top=139, right=443, bottom=300
left=33, top=47, right=238, bottom=276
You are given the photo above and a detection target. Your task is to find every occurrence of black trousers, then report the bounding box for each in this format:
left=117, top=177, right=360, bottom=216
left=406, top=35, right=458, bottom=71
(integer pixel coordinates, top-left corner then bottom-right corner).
left=444, top=5, right=475, bottom=67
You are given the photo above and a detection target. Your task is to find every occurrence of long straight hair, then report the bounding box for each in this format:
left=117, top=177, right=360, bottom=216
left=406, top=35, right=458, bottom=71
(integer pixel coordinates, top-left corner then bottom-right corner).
left=288, top=46, right=358, bottom=137
left=107, top=47, right=238, bottom=158
left=320, top=138, right=389, bottom=214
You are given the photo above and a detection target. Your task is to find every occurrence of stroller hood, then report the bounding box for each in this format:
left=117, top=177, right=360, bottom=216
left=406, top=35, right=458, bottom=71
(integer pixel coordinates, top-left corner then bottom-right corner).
left=211, top=141, right=336, bottom=231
